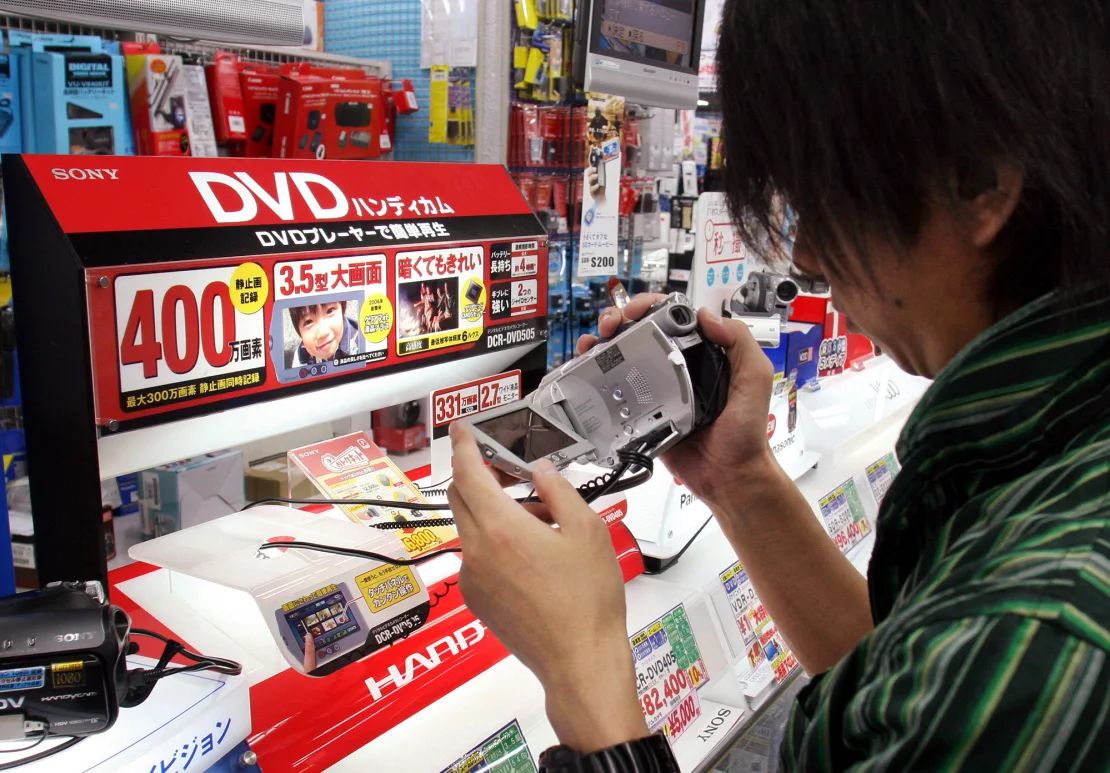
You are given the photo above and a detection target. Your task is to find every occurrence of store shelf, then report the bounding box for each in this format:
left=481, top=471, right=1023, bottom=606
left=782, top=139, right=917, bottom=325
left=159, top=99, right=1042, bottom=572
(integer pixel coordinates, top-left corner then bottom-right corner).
left=97, top=345, right=542, bottom=479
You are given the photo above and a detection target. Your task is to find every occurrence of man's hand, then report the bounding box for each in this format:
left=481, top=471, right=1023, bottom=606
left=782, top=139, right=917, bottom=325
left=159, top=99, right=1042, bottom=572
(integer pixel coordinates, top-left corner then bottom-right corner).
left=448, top=422, right=649, bottom=753
left=577, top=294, right=777, bottom=511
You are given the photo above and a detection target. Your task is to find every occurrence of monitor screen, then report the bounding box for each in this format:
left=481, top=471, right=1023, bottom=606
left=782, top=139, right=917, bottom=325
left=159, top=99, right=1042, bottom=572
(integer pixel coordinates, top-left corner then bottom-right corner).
left=475, top=407, right=580, bottom=463
left=595, top=0, right=697, bottom=70
left=282, top=585, right=362, bottom=656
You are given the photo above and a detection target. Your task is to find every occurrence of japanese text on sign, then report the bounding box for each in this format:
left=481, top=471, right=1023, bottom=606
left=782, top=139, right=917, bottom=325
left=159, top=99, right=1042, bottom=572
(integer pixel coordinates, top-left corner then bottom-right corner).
left=255, top=221, right=451, bottom=250
left=432, top=372, right=522, bottom=428
left=629, top=604, right=708, bottom=742
left=720, top=562, right=799, bottom=690
left=112, top=265, right=267, bottom=412
left=818, top=479, right=870, bottom=553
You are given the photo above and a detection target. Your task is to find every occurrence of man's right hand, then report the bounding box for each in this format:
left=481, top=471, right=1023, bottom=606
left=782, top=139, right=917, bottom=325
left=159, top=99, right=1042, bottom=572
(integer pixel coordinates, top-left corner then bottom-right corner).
left=576, top=294, right=777, bottom=511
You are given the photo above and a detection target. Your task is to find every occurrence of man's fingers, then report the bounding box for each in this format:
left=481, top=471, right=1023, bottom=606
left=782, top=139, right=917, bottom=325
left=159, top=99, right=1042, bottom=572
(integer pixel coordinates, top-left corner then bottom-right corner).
left=575, top=333, right=599, bottom=355
left=449, top=422, right=503, bottom=503
left=598, top=293, right=667, bottom=338
left=531, top=460, right=598, bottom=533
left=696, top=308, right=772, bottom=395
left=447, top=483, right=479, bottom=540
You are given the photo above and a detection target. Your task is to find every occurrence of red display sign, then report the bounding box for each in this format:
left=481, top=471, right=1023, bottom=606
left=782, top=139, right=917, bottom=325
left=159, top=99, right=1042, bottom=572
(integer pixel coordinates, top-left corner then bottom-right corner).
left=14, top=156, right=547, bottom=429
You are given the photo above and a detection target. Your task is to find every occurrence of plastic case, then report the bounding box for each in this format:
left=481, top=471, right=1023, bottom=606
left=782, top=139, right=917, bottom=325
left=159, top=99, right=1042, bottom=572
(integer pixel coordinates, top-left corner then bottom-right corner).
left=129, top=506, right=433, bottom=677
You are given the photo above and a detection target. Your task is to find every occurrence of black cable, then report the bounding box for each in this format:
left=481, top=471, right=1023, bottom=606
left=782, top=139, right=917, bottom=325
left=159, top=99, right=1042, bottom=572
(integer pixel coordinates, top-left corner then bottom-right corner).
left=244, top=496, right=452, bottom=511
left=0, top=736, right=82, bottom=771
left=129, top=629, right=242, bottom=677
left=257, top=541, right=462, bottom=566
left=0, top=734, right=46, bottom=754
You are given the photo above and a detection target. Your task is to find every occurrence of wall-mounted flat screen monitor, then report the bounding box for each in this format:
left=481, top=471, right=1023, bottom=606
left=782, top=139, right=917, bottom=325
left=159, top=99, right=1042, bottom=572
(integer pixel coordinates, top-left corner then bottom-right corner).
left=575, top=0, right=705, bottom=109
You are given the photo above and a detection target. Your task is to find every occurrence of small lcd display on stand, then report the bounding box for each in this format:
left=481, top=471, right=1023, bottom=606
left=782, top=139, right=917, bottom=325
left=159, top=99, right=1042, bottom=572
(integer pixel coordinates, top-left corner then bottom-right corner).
left=574, top=0, right=705, bottom=109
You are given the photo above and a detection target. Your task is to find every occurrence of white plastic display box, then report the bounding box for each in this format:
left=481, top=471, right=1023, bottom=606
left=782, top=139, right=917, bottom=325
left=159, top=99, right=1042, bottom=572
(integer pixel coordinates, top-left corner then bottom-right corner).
left=622, top=575, right=749, bottom=768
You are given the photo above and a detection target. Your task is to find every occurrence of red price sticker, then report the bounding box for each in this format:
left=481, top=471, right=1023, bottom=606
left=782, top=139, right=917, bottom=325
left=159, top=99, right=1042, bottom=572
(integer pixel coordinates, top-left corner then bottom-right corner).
left=430, top=371, right=521, bottom=428
left=113, top=265, right=268, bottom=411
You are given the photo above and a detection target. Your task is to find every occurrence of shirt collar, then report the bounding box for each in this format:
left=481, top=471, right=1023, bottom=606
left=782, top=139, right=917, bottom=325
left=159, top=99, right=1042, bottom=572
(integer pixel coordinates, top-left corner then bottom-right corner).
left=869, top=288, right=1110, bottom=619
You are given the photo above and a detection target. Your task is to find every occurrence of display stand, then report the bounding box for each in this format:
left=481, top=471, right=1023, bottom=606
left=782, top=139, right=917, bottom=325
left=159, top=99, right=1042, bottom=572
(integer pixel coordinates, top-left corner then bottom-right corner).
left=4, top=154, right=550, bottom=588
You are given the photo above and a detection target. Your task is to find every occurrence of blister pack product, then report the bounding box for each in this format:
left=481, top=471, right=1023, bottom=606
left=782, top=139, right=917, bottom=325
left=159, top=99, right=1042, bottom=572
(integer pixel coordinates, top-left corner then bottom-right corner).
left=273, top=68, right=385, bottom=160
left=182, top=59, right=218, bottom=157
left=239, top=65, right=282, bottom=156
left=0, top=51, right=21, bottom=154
left=205, top=52, right=247, bottom=144
left=126, top=50, right=191, bottom=156
left=32, top=45, right=130, bottom=155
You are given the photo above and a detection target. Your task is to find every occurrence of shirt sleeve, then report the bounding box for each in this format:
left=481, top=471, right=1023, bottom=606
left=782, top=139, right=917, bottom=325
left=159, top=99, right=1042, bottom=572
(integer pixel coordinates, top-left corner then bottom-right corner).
left=840, top=615, right=1109, bottom=771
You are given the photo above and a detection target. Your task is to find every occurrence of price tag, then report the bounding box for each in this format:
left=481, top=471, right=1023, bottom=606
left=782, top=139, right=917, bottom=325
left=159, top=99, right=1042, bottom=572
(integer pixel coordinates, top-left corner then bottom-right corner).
left=431, top=372, right=521, bottom=427
left=440, top=719, right=536, bottom=773
left=112, top=264, right=267, bottom=412
left=719, top=562, right=798, bottom=692
left=866, top=452, right=901, bottom=505
left=581, top=254, right=617, bottom=275
left=629, top=605, right=708, bottom=742
left=818, top=479, right=870, bottom=553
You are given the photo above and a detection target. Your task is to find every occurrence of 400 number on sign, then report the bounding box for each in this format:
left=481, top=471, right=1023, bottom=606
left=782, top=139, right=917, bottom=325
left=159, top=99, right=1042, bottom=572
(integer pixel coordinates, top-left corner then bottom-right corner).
left=629, top=604, right=709, bottom=743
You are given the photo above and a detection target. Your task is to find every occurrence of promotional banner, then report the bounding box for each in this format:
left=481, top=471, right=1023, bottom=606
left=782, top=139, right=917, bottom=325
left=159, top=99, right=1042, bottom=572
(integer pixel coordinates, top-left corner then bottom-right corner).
left=578, top=93, right=624, bottom=277
left=9, top=155, right=548, bottom=430
left=688, top=191, right=747, bottom=312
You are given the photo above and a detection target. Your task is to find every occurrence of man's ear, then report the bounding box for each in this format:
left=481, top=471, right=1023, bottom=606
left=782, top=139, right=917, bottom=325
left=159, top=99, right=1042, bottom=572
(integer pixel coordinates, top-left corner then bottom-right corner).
left=955, top=160, right=1024, bottom=249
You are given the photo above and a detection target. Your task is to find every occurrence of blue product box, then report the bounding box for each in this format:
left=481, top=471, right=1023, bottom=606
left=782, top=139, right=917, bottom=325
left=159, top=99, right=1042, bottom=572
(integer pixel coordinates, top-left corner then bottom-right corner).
left=116, top=473, right=140, bottom=516
left=0, top=53, right=22, bottom=153
left=10, top=32, right=114, bottom=155
left=7, top=31, right=36, bottom=153
left=33, top=48, right=130, bottom=155
left=784, top=322, right=823, bottom=389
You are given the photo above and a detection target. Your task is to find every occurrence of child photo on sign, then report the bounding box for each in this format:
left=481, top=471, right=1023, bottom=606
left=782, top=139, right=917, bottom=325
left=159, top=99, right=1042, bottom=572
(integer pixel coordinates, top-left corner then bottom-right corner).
left=284, top=298, right=362, bottom=368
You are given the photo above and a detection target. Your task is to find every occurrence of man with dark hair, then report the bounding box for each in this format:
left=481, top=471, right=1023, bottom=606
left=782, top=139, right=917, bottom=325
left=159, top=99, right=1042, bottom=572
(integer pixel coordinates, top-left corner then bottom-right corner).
left=449, top=2, right=1107, bottom=771
left=287, top=300, right=361, bottom=367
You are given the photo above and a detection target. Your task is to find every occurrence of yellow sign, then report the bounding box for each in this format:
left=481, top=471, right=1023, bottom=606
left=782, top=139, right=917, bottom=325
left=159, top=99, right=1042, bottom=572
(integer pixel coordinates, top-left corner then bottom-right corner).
left=229, top=262, right=269, bottom=314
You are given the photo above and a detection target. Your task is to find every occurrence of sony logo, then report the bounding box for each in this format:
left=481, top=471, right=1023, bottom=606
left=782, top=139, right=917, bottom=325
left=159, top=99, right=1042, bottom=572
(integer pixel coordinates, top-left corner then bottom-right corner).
left=188, top=171, right=349, bottom=225
left=51, top=168, right=120, bottom=181
left=364, top=621, right=485, bottom=701
left=0, top=696, right=25, bottom=709
left=697, top=708, right=734, bottom=743
left=55, top=632, right=95, bottom=643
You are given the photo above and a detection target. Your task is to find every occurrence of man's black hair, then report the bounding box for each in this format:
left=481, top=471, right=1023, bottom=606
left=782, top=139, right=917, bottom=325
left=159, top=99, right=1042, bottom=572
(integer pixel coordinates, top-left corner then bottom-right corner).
left=288, top=300, right=347, bottom=332
left=716, top=1, right=1108, bottom=308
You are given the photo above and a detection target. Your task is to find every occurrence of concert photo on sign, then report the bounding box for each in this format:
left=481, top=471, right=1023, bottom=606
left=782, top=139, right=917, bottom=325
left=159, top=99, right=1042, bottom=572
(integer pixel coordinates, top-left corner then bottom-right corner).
left=397, top=278, right=458, bottom=339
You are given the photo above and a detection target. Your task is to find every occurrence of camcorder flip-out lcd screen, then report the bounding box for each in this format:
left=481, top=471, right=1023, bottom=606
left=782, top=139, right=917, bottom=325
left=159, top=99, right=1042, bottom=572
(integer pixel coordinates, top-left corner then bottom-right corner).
left=475, top=406, right=579, bottom=463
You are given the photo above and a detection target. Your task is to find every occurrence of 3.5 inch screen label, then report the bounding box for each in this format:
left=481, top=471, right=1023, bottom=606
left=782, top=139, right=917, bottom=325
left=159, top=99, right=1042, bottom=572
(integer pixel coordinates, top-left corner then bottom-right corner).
left=112, top=264, right=268, bottom=411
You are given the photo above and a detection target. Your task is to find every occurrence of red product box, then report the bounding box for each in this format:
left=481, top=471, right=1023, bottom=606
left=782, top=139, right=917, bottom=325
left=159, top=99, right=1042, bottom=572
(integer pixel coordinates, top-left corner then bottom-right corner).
left=239, top=65, right=282, bottom=157
left=125, top=52, right=191, bottom=156
left=273, top=70, right=386, bottom=160
left=205, top=52, right=247, bottom=144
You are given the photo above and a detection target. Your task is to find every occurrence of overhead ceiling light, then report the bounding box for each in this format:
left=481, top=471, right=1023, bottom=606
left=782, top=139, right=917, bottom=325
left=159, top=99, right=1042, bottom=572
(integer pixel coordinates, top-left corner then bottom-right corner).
left=0, top=0, right=306, bottom=47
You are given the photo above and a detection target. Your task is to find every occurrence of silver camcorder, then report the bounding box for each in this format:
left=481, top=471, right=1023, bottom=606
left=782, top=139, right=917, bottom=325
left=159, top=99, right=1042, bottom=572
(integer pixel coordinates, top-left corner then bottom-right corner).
left=464, top=293, right=729, bottom=480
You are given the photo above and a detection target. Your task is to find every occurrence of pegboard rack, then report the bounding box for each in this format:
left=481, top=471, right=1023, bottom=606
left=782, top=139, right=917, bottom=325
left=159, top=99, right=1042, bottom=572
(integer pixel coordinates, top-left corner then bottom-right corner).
left=1, top=13, right=390, bottom=77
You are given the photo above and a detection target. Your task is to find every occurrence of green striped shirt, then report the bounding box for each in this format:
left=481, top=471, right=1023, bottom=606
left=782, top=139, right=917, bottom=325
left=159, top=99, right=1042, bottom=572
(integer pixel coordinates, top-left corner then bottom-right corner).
left=782, top=290, right=1110, bottom=770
